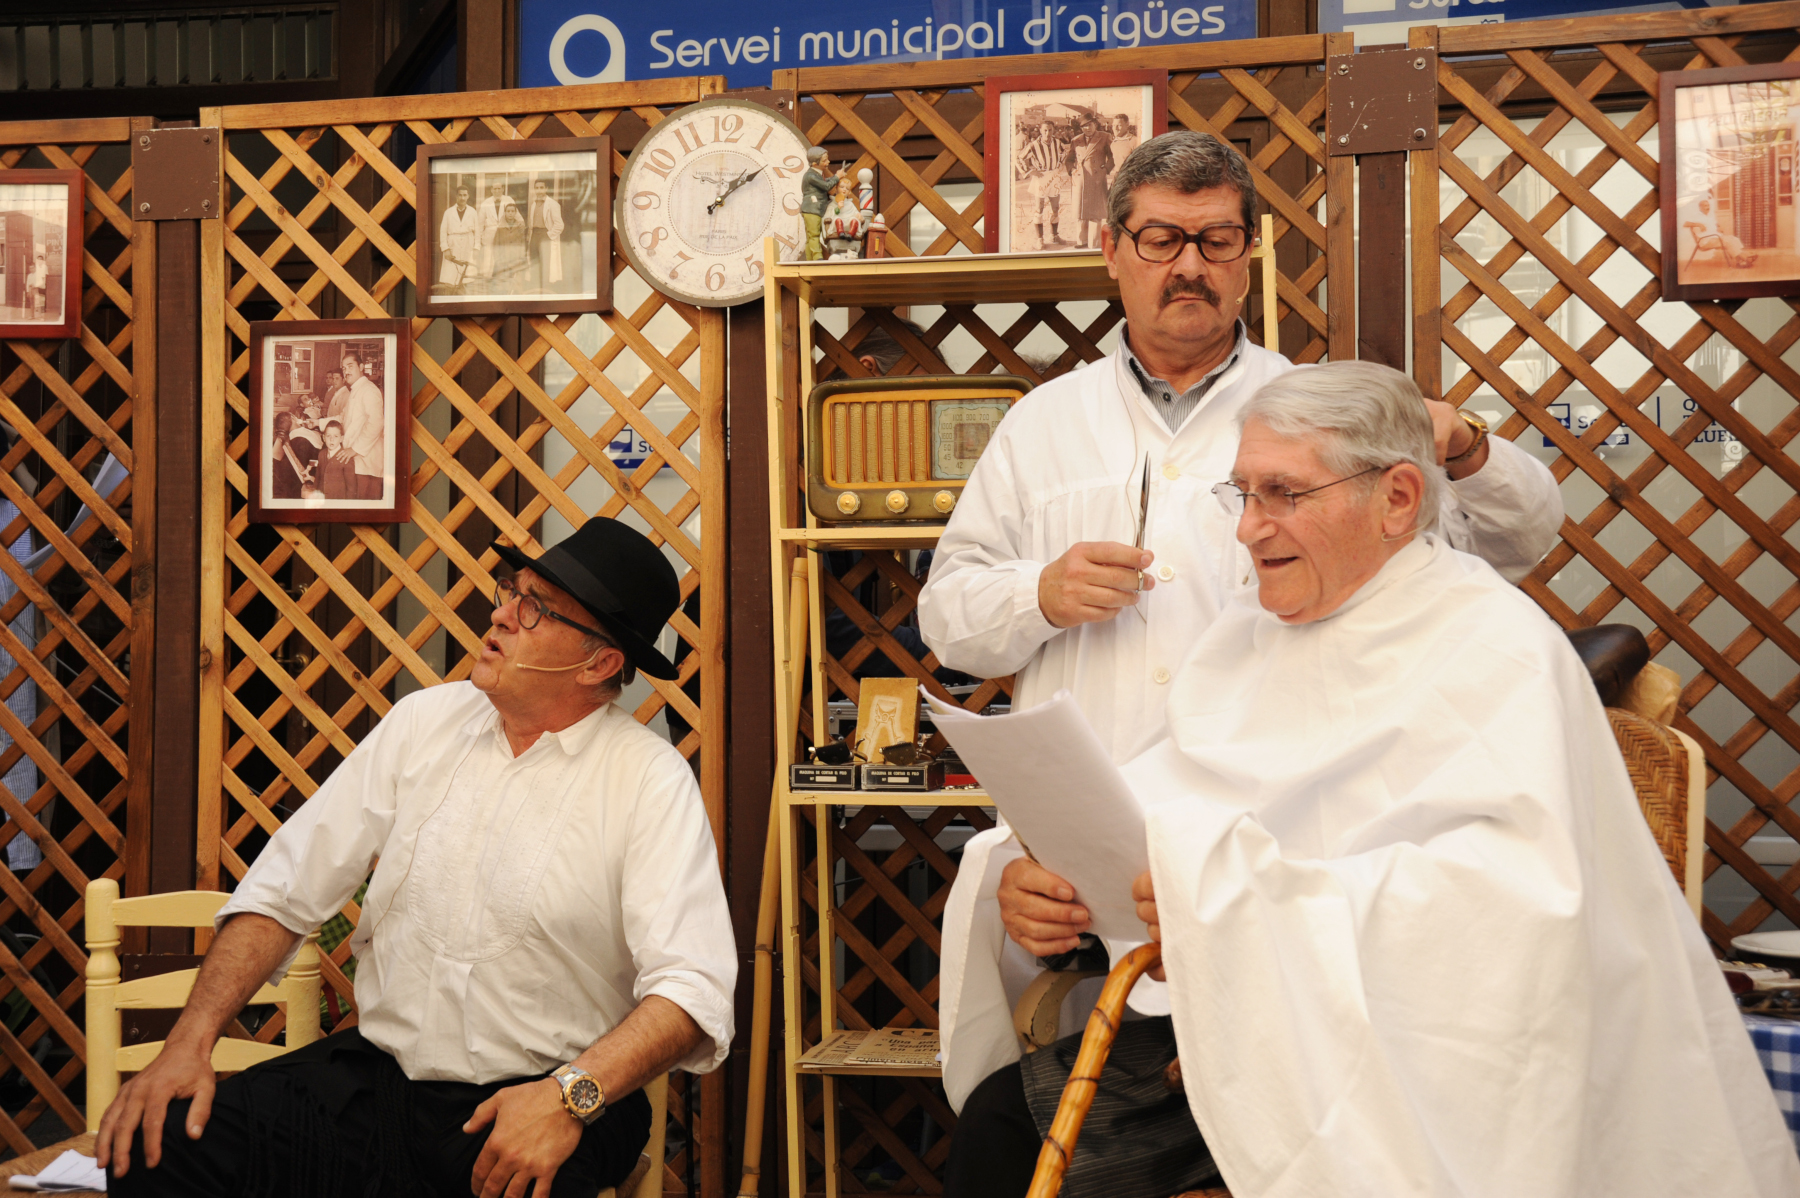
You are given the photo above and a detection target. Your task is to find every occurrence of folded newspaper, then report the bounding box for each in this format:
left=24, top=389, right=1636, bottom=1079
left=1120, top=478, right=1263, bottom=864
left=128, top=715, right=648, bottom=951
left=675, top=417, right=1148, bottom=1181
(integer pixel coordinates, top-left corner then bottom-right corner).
left=9, top=1148, right=106, bottom=1192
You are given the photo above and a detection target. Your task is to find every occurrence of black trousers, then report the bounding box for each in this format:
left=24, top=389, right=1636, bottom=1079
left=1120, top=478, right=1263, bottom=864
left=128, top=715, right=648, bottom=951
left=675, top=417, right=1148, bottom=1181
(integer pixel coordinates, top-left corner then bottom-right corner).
left=944, top=1018, right=1219, bottom=1198
left=108, top=1028, right=651, bottom=1198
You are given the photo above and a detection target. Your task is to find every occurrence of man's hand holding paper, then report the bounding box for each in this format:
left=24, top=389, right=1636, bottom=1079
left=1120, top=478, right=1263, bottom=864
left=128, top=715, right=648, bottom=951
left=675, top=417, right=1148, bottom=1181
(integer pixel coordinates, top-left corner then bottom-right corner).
left=997, top=857, right=1090, bottom=957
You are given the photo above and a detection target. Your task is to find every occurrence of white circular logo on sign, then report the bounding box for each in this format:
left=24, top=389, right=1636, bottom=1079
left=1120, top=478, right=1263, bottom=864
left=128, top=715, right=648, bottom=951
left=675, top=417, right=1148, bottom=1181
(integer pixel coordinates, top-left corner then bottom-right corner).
left=549, top=14, right=626, bottom=85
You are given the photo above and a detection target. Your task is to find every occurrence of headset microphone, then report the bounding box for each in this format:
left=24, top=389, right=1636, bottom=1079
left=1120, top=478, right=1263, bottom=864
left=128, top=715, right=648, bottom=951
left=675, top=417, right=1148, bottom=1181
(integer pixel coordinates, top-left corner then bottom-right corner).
left=511, top=646, right=604, bottom=674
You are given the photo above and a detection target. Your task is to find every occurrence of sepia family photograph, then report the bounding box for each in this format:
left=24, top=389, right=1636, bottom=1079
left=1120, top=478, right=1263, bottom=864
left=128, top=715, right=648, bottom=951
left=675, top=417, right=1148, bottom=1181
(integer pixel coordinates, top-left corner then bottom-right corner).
left=249, top=320, right=413, bottom=524
left=416, top=137, right=611, bottom=317
left=985, top=71, right=1167, bottom=255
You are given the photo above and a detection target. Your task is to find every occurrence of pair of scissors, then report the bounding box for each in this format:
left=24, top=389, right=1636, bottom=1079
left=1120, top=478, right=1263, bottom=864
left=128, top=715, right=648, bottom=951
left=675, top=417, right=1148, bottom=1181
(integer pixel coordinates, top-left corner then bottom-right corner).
left=1132, top=456, right=1151, bottom=607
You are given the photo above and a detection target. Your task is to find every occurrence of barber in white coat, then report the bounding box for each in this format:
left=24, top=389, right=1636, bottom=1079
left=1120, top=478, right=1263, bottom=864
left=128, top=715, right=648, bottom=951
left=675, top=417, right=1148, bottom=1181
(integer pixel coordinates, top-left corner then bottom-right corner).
left=922, top=132, right=1565, bottom=1197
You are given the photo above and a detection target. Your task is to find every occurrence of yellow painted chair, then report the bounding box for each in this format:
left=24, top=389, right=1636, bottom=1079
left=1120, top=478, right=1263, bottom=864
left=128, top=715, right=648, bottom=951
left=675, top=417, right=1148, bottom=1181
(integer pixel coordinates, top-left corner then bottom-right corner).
left=84, top=877, right=322, bottom=1130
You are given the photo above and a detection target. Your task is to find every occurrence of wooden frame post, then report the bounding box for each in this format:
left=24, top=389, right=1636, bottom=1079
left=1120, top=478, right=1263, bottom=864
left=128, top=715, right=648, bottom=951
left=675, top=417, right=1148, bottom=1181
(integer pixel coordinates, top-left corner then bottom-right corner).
left=1408, top=24, right=1442, bottom=398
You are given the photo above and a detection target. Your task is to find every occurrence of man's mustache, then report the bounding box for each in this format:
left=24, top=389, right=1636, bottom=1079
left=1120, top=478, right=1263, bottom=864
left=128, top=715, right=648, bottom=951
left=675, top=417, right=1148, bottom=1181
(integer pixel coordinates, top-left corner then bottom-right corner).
left=1160, top=278, right=1221, bottom=307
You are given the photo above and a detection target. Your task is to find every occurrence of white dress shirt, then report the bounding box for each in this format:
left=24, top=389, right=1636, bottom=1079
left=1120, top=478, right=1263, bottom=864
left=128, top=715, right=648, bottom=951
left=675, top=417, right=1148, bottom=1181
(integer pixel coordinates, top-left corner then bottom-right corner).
left=218, top=682, right=736, bottom=1084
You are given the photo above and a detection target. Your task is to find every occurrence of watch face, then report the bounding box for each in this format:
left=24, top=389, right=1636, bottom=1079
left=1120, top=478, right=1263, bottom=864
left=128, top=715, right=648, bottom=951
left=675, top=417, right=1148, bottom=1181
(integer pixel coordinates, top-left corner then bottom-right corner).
left=617, top=98, right=812, bottom=307
left=568, top=1076, right=601, bottom=1113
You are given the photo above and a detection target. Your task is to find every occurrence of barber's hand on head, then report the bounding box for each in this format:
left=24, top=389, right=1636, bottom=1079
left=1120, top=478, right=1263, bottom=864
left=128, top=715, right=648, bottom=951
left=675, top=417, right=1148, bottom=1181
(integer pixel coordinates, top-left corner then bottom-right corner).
left=1038, top=542, right=1155, bottom=629
left=999, top=855, right=1091, bottom=956
left=1426, top=399, right=1487, bottom=477
left=94, top=1037, right=218, bottom=1177
left=464, top=1077, right=583, bottom=1198
left=1132, top=871, right=1166, bottom=982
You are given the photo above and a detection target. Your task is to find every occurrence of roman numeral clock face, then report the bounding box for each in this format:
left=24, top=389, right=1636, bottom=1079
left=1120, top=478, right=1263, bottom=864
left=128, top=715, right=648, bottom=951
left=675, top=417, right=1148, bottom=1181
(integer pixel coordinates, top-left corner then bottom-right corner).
left=616, top=98, right=813, bottom=307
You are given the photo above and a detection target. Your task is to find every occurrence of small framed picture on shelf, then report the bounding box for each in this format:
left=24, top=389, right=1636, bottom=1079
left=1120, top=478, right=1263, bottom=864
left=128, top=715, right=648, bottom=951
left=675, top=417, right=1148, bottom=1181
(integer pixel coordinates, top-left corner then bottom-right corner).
left=248, top=320, right=413, bottom=525
left=0, top=169, right=84, bottom=340
left=984, top=70, right=1167, bottom=255
left=415, top=136, right=612, bottom=317
left=1660, top=61, right=1800, bottom=301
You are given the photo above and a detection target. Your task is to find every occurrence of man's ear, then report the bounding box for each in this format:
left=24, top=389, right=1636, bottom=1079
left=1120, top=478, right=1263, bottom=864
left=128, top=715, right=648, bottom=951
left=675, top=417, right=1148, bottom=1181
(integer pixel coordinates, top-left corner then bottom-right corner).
left=1382, top=463, right=1427, bottom=535
left=858, top=355, right=880, bottom=374
left=579, top=646, right=628, bottom=691
left=1101, top=224, right=1120, bottom=278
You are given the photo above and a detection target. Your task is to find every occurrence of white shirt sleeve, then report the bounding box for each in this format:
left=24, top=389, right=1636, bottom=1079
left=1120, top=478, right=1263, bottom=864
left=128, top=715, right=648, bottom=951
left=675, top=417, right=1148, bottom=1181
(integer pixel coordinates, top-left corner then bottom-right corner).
left=214, top=694, right=414, bottom=983
left=1440, top=435, right=1564, bottom=583
left=619, top=742, right=737, bottom=1072
left=918, top=432, right=1063, bottom=679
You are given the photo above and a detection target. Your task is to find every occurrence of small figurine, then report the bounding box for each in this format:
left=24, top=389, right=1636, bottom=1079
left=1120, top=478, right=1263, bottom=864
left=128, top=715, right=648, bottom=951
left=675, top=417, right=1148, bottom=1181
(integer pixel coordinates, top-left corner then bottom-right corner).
left=801, top=147, right=835, bottom=261
left=822, top=175, right=867, bottom=260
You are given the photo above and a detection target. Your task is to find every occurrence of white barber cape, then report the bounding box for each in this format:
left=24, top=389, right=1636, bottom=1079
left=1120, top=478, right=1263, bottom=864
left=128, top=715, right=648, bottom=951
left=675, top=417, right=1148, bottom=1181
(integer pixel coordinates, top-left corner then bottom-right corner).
left=929, top=337, right=1566, bottom=1108
left=1132, top=536, right=1798, bottom=1197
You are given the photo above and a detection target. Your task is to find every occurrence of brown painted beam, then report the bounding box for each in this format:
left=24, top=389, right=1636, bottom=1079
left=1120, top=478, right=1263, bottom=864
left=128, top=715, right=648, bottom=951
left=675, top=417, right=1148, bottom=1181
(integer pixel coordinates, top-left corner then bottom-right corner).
left=1357, top=151, right=1408, bottom=371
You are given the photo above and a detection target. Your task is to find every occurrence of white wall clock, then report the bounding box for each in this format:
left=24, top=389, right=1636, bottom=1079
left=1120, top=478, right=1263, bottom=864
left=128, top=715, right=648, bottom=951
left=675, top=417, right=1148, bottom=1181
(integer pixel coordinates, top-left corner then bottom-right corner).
left=615, top=97, right=812, bottom=307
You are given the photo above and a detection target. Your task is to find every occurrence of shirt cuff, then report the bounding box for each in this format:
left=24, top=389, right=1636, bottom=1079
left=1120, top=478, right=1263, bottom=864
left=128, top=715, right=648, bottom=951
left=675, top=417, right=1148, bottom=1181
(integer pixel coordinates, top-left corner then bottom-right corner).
left=214, top=892, right=314, bottom=986
left=641, top=976, right=735, bottom=1074
left=1011, top=560, right=1059, bottom=642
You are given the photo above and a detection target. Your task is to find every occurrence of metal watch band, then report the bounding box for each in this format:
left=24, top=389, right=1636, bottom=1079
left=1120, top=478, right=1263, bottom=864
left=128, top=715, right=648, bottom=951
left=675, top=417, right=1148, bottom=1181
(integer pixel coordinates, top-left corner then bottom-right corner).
left=1447, top=410, right=1489, bottom=465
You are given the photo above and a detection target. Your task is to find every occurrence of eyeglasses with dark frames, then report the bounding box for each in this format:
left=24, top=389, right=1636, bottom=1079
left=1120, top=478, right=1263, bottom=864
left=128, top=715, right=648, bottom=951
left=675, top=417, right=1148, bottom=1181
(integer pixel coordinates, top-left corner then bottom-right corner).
left=1210, top=466, right=1385, bottom=519
left=1120, top=221, right=1252, bottom=264
left=493, top=576, right=612, bottom=642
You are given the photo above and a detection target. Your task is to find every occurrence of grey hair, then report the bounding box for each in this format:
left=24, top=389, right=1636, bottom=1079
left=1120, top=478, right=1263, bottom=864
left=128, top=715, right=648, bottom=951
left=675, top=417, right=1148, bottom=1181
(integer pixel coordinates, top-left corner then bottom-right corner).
left=1106, top=130, right=1256, bottom=237
left=1235, top=361, right=1442, bottom=530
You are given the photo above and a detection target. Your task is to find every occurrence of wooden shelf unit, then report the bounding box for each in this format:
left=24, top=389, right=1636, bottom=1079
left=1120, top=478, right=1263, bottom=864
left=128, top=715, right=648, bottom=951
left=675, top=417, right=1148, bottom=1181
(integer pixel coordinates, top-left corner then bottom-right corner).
left=762, top=242, right=1102, bottom=1198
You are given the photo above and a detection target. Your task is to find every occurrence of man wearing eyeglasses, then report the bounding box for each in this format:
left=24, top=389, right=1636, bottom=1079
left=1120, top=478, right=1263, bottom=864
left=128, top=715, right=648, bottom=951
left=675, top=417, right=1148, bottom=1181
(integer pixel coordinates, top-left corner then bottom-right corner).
left=920, top=131, right=1563, bottom=1198
left=97, top=518, right=735, bottom=1198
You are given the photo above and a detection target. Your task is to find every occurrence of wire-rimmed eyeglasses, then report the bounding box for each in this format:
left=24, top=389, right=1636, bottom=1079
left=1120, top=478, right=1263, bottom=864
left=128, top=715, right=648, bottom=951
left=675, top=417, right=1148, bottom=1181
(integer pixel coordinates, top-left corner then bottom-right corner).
left=1119, top=221, right=1251, bottom=263
left=1210, top=466, right=1384, bottom=519
left=493, top=575, right=610, bottom=641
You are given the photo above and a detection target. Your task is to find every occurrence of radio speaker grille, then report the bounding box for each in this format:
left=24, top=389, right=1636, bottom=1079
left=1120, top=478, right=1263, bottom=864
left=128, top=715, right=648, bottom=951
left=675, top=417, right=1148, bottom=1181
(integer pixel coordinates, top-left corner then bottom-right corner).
left=831, top=400, right=931, bottom=484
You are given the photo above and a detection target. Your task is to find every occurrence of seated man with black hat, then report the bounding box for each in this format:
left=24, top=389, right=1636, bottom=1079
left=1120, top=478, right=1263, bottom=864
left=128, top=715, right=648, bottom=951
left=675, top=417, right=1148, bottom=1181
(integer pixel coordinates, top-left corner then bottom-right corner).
left=97, top=518, right=736, bottom=1198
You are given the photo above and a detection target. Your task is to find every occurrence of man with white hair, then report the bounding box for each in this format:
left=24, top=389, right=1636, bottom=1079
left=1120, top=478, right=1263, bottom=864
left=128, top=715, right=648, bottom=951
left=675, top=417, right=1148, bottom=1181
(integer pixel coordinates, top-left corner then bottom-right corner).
left=1115, top=360, right=1796, bottom=1197
left=926, top=133, right=1567, bottom=1194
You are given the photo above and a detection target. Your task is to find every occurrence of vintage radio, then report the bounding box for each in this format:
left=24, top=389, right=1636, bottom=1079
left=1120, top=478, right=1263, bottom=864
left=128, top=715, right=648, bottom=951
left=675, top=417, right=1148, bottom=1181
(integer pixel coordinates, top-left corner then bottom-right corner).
left=806, top=375, right=1032, bottom=523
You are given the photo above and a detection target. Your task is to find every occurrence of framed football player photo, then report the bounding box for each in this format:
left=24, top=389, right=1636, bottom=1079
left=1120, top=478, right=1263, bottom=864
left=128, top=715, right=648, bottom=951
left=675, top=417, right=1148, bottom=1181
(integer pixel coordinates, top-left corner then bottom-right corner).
left=984, top=70, right=1167, bottom=255
left=0, top=169, right=84, bottom=340
left=248, top=320, right=413, bottom=525
left=415, top=137, right=612, bottom=317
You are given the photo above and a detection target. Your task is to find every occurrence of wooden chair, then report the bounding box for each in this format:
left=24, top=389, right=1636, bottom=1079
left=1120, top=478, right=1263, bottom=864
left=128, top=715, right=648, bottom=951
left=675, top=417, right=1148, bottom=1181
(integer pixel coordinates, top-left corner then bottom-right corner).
left=1021, top=641, right=1708, bottom=1198
left=1685, top=220, right=1730, bottom=267
left=597, top=1072, right=668, bottom=1198
left=84, top=877, right=322, bottom=1130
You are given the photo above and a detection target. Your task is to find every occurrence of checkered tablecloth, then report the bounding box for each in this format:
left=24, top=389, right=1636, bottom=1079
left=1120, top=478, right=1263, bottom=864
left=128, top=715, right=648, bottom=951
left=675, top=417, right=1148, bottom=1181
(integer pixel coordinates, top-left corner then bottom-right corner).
left=1744, top=1013, right=1800, bottom=1156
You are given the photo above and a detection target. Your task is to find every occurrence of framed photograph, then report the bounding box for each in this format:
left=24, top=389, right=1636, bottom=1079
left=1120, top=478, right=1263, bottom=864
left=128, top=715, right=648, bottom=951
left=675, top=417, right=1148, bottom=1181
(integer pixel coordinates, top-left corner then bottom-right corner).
left=248, top=320, right=413, bottom=525
left=984, top=70, right=1167, bottom=255
left=0, top=169, right=84, bottom=340
left=415, top=136, right=611, bottom=317
left=1661, top=62, right=1800, bottom=302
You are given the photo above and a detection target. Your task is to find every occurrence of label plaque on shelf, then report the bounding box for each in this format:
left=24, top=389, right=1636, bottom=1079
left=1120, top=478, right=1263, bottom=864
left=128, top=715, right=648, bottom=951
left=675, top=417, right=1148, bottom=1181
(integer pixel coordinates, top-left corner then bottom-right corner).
left=859, top=762, right=945, bottom=792
left=791, top=763, right=858, bottom=791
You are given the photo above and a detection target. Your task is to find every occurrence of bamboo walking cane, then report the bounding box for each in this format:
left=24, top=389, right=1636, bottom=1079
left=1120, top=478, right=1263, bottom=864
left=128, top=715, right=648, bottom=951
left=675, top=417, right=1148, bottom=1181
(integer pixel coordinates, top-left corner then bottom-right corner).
left=737, top=557, right=811, bottom=1198
left=1025, top=943, right=1166, bottom=1198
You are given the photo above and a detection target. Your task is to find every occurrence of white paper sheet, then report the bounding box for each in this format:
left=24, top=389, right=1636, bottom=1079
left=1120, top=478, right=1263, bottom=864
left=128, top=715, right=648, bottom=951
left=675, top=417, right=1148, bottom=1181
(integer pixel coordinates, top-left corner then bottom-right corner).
left=926, top=688, right=1146, bottom=940
left=9, top=1148, right=106, bottom=1191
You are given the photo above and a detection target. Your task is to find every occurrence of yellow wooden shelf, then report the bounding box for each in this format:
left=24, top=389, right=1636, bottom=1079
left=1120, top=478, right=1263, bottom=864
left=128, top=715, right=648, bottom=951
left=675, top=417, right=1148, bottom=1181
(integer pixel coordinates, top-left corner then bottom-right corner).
left=783, top=786, right=992, bottom=807
left=769, top=249, right=1116, bottom=308
left=777, top=526, right=944, bottom=549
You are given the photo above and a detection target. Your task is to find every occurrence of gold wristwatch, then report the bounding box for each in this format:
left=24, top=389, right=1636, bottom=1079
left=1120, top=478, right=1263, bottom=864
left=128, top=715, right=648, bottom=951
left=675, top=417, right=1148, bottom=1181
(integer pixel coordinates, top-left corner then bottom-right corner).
left=552, top=1064, right=607, bottom=1125
left=1447, top=409, right=1489, bottom=465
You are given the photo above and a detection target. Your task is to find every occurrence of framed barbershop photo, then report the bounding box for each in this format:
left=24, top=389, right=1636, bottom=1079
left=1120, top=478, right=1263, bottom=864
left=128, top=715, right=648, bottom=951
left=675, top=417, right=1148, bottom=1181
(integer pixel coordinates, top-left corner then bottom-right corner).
left=415, top=137, right=612, bottom=317
left=984, top=70, right=1167, bottom=255
left=0, top=169, right=84, bottom=340
left=1661, top=61, right=1800, bottom=302
left=247, top=319, right=413, bottom=525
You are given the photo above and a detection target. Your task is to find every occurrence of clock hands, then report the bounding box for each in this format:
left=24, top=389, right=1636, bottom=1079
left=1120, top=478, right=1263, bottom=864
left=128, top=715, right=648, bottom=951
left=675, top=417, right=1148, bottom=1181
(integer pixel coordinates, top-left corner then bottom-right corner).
left=706, top=167, right=764, bottom=215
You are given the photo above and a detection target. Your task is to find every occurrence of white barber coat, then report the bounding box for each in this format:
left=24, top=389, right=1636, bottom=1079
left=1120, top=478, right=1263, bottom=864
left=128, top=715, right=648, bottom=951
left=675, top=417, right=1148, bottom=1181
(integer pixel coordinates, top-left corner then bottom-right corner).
left=218, top=682, right=736, bottom=1084
left=926, top=339, right=1566, bottom=1108
left=1137, top=537, right=1798, bottom=1197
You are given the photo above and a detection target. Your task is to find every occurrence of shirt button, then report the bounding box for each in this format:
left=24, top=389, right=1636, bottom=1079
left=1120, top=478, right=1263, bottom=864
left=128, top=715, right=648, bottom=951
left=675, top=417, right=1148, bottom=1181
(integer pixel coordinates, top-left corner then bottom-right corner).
left=1163, top=464, right=1181, bottom=480
left=1157, top=564, right=1175, bottom=581
left=1154, top=667, right=1171, bottom=684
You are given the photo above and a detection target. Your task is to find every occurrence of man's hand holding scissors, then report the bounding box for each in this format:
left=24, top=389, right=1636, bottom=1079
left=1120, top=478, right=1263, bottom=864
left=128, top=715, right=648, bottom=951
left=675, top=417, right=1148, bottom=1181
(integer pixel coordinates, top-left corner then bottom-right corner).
left=1037, top=457, right=1156, bottom=629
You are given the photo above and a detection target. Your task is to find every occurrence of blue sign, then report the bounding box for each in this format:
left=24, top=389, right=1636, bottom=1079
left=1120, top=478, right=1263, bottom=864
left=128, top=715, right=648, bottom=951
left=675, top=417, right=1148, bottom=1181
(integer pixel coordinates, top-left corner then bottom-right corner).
left=521, top=0, right=1256, bottom=91
left=1321, top=0, right=1761, bottom=49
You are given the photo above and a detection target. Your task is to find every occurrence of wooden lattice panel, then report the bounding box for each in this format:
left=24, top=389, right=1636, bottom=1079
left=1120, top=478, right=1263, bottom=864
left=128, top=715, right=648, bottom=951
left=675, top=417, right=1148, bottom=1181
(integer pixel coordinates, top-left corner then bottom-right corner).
left=199, top=83, right=729, bottom=1188
left=0, top=119, right=140, bottom=1151
left=1419, top=6, right=1800, bottom=953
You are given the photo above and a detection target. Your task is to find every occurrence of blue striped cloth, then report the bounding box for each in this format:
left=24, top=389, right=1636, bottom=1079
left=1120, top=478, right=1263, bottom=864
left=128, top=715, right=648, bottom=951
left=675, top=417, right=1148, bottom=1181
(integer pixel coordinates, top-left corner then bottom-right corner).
left=1744, top=1013, right=1800, bottom=1156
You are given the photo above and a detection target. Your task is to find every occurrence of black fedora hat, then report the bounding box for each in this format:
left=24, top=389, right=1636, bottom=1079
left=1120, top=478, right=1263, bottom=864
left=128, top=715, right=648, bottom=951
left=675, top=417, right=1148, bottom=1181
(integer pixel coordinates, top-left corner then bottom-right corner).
left=491, top=518, right=681, bottom=680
